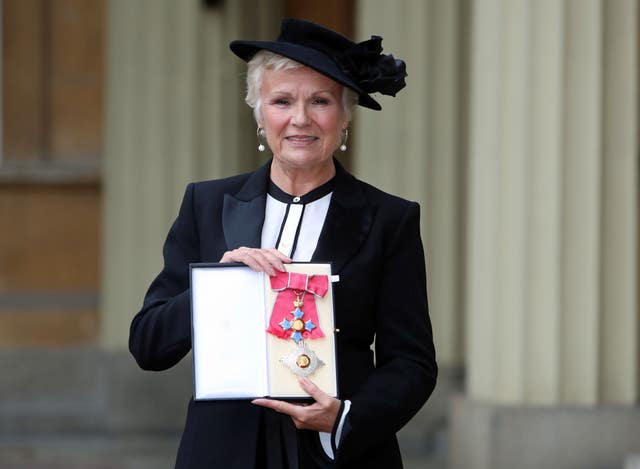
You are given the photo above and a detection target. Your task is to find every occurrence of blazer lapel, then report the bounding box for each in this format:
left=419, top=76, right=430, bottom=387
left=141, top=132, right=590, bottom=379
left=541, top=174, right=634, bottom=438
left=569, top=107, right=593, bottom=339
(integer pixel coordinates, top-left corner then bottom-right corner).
left=312, top=160, right=375, bottom=273
left=222, top=160, right=271, bottom=250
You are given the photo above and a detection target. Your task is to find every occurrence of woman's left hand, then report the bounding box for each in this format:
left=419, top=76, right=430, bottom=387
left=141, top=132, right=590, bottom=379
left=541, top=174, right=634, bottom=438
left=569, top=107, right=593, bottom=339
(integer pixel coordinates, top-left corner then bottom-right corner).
left=251, top=378, right=341, bottom=432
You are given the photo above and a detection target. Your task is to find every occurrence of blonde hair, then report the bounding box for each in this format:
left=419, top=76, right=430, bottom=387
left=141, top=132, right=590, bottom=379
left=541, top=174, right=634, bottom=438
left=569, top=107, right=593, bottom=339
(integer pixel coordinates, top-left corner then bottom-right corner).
left=245, top=50, right=358, bottom=124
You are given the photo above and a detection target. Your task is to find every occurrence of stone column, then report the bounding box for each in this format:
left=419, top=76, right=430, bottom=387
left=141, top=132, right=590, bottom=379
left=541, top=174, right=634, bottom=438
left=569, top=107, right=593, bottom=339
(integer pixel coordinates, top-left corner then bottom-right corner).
left=354, top=0, right=465, bottom=371
left=101, top=0, right=282, bottom=349
left=353, top=0, right=467, bottom=449
left=599, top=0, right=639, bottom=405
left=453, top=0, right=639, bottom=467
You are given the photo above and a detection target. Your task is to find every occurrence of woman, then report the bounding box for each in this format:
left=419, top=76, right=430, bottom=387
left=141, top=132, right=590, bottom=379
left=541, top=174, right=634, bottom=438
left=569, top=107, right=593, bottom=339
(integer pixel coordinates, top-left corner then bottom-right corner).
left=129, top=18, right=437, bottom=469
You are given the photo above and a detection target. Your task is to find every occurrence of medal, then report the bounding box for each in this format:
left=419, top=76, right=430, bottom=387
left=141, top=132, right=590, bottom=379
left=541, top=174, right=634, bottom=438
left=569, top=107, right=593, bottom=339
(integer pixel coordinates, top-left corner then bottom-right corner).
left=278, top=290, right=318, bottom=343
left=267, top=271, right=328, bottom=377
left=280, top=342, right=324, bottom=377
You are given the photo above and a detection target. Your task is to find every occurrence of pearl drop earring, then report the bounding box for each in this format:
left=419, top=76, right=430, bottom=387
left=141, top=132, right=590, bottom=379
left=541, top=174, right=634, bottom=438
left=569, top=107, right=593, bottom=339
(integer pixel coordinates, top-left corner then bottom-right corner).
left=257, top=127, right=266, bottom=152
left=340, top=128, right=349, bottom=152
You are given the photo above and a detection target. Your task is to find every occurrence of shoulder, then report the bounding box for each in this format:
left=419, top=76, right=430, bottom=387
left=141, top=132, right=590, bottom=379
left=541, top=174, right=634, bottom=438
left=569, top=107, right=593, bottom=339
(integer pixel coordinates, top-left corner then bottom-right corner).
left=361, top=179, right=417, bottom=208
left=348, top=173, right=420, bottom=221
left=186, top=159, right=271, bottom=203
left=335, top=160, right=418, bottom=212
left=172, top=171, right=257, bottom=222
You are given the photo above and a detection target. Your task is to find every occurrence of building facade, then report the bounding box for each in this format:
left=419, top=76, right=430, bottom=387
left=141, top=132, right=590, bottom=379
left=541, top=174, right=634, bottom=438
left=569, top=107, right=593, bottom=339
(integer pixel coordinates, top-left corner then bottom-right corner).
left=2, top=1, right=638, bottom=467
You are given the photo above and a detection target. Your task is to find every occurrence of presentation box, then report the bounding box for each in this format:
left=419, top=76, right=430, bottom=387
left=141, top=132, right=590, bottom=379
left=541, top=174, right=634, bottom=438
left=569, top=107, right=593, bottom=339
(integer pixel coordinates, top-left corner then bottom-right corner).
left=190, top=262, right=337, bottom=400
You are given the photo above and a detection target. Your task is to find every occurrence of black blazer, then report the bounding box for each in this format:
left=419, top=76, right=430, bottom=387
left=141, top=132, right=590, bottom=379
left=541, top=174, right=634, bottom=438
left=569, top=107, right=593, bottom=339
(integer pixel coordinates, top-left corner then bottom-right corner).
left=129, top=159, right=437, bottom=468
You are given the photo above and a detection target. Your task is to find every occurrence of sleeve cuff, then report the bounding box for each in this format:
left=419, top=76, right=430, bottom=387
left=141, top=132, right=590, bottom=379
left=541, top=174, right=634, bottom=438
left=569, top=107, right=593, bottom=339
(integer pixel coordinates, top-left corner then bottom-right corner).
left=331, top=399, right=352, bottom=456
left=319, top=400, right=352, bottom=460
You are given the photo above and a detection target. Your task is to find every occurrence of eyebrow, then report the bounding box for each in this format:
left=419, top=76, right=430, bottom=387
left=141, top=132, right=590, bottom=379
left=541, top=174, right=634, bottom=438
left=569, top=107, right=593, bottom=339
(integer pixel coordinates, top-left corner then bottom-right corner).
left=267, top=89, right=338, bottom=96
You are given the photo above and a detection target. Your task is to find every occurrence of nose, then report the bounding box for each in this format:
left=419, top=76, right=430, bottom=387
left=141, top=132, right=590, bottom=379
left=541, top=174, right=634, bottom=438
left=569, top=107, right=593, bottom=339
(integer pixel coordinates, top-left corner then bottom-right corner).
left=291, top=102, right=310, bottom=127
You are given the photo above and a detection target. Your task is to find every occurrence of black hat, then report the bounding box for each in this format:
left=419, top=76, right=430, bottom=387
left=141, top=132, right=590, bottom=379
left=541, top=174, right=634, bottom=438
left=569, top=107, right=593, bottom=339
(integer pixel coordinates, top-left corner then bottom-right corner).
left=229, top=18, right=407, bottom=111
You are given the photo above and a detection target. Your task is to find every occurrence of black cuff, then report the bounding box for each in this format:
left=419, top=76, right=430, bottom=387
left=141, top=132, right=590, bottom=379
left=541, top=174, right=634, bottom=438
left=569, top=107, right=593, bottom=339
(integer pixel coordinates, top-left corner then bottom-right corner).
left=330, top=400, right=346, bottom=456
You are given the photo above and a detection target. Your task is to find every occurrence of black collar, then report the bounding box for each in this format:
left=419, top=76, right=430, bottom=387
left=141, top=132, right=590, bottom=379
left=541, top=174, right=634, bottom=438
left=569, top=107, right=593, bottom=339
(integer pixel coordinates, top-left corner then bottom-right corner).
left=233, top=157, right=364, bottom=209
left=267, top=176, right=335, bottom=205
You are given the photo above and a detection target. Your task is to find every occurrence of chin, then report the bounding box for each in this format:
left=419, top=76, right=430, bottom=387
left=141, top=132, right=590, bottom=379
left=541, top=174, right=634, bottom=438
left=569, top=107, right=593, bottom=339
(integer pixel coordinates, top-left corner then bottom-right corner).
left=278, top=152, right=333, bottom=169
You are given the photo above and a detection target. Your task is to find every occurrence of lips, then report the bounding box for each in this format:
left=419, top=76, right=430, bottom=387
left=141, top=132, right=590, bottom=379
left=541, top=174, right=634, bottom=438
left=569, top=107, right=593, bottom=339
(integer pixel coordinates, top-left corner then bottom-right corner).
left=285, top=135, right=318, bottom=143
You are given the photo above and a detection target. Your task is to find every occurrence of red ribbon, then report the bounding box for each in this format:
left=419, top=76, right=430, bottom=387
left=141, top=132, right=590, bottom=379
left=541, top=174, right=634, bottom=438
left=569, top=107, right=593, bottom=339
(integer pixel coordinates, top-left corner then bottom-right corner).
left=266, top=271, right=328, bottom=340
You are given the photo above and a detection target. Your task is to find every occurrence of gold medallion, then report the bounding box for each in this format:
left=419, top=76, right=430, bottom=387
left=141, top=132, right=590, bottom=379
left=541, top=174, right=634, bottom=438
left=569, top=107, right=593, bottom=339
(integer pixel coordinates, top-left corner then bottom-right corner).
left=296, top=354, right=311, bottom=368
left=280, top=343, right=324, bottom=377
left=292, top=318, right=305, bottom=332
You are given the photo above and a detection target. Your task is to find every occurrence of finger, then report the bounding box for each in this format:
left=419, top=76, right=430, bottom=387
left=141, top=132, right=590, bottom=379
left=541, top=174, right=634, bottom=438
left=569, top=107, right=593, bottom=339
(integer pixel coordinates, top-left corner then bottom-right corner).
left=223, top=248, right=276, bottom=275
left=245, top=250, right=278, bottom=275
left=219, top=247, right=253, bottom=264
left=298, top=378, right=331, bottom=405
left=251, top=398, right=302, bottom=418
left=265, top=248, right=292, bottom=262
left=245, top=249, right=293, bottom=275
left=237, top=252, right=273, bottom=275
left=219, top=250, right=239, bottom=263
left=219, top=248, right=292, bottom=275
left=251, top=398, right=297, bottom=415
left=261, top=249, right=292, bottom=272
left=221, top=248, right=290, bottom=262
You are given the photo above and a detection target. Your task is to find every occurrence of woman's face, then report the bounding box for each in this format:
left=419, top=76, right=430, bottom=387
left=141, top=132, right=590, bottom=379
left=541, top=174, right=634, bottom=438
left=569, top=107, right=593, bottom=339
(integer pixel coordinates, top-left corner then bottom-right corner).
left=259, top=66, right=348, bottom=174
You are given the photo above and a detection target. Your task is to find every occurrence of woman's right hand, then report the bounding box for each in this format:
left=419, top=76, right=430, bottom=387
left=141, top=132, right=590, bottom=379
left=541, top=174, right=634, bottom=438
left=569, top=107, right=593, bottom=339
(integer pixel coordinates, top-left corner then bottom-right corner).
left=219, top=247, right=291, bottom=276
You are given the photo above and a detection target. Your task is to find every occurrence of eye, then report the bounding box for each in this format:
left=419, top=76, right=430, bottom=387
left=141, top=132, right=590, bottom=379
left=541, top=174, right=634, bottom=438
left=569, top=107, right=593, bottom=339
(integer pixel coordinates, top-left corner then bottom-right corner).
left=271, top=98, right=290, bottom=106
left=312, top=97, right=330, bottom=105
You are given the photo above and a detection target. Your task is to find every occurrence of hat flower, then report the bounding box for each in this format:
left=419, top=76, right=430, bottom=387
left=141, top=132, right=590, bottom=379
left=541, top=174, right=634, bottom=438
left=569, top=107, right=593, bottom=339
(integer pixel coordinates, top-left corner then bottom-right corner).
left=335, top=35, right=408, bottom=97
